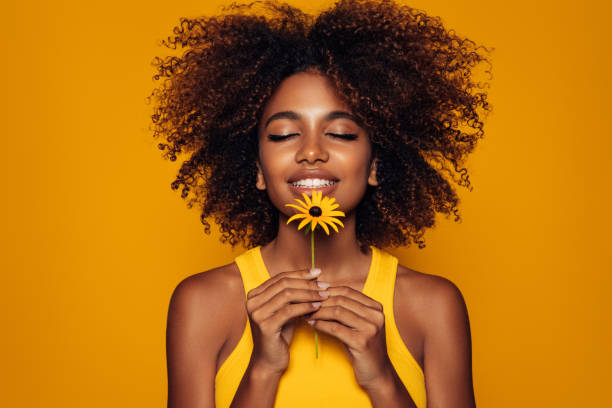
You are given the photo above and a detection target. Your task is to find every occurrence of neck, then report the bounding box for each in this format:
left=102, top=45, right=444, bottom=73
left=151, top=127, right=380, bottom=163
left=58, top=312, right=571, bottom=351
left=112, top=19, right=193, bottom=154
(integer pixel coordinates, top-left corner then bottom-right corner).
left=260, top=212, right=372, bottom=285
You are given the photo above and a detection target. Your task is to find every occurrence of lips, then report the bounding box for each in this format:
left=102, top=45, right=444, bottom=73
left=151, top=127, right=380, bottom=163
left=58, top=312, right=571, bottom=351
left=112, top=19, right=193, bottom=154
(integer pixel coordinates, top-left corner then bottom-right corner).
left=288, top=169, right=338, bottom=183
left=287, top=170, right=339, bottom=196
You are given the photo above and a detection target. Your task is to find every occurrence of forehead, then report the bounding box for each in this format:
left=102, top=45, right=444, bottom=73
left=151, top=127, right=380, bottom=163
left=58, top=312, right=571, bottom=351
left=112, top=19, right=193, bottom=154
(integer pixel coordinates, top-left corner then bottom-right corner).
left=261, top=71, right=351, bottom=117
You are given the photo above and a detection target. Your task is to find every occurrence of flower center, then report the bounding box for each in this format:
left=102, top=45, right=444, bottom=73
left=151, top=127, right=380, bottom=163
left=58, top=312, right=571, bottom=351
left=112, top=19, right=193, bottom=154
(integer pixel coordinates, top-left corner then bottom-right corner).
left=309, top=206, right=322, bottom=217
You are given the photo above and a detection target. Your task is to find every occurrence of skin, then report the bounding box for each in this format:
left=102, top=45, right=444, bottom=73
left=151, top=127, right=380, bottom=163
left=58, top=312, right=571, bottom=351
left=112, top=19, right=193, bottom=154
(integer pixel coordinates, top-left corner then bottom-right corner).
left=166, top=71, right=476, bottom=408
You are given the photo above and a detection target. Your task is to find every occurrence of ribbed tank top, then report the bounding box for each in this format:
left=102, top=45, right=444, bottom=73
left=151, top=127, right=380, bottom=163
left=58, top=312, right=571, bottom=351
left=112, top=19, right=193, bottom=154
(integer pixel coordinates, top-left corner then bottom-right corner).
left=214, top=246, right=426, bottom=408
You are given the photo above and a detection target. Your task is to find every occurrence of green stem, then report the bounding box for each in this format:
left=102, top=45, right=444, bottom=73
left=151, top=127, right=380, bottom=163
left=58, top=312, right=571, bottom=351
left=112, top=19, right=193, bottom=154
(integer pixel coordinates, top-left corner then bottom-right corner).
left=311, top=229, right=315, bottom=268
left=311, top=229, right=318, bottom=359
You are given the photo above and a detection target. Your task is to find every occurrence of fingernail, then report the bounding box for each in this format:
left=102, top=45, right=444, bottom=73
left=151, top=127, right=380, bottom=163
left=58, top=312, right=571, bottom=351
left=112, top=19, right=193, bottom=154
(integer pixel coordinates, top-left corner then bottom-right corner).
left=317, top=281, right=330, bottom=289
left=309, top=268, right=321, bottom=276
left=318, top=291, right=330, bottom=297
left=307, top=319, right=315, bottom=326
left=311, top=302, right=321, bottom=308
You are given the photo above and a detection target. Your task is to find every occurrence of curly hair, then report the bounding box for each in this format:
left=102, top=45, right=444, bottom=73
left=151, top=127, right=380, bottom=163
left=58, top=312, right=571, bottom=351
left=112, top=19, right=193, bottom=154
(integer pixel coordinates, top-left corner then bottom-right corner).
left=148, top=0, right=492, bottom=250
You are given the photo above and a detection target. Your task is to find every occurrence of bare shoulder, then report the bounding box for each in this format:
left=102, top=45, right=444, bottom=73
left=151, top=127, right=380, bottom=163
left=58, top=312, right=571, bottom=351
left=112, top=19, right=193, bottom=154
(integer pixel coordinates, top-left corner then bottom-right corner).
left=170, top=262, right=245, bottom=305
left=168, top=262, right=245, bottom=340
left=395, top=264, right=470, bottom=332
left=166, top=263, right=245, bottom=362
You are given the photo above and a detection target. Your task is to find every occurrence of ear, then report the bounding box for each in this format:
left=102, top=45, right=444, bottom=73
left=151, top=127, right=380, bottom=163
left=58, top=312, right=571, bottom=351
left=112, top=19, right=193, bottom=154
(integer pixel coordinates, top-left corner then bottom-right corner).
left=367, top=157, right=379, bottom=186
left=255, top=161, right=266, bottom=190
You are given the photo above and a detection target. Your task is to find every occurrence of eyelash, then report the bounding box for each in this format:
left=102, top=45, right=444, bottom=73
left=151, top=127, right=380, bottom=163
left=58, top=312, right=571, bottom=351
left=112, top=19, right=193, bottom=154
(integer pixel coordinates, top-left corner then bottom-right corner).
left=268, top=133, right=298, bottom=141
left=267, top=133, right=358, bottom=141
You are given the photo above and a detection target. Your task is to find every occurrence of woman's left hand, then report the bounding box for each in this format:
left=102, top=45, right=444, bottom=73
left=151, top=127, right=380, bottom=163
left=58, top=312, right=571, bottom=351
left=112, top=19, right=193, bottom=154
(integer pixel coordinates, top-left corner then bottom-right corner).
left=307, top=286, right=394, bottom=390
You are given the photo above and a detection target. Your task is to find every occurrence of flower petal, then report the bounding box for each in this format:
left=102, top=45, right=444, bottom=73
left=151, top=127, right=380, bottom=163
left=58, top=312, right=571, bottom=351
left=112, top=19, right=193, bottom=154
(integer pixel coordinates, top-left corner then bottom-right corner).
left=286, top=204, right=308, bottom=213
left=327, top=220, right=339, bottom=232
left=319, top=220, right=330, bottom=235
left=297, top=217, right=312, bottom=230
left=294, top=198, right=308, bottom=209
left=302, top=193, right=312, bottom=207
left=308, top=191, right=317, bottom=206
left=287, top=213, right=308, bottom=224
left=326, top=217, right=345, bottom=228
left=320, top=218, right=339, bottom=233
left=310, top=190, right=321, bottom=206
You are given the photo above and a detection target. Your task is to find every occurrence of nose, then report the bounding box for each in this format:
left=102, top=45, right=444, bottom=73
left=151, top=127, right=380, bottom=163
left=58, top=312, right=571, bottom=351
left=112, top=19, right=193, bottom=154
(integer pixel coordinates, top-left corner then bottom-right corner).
left=295, top=133, right=329, bottom=164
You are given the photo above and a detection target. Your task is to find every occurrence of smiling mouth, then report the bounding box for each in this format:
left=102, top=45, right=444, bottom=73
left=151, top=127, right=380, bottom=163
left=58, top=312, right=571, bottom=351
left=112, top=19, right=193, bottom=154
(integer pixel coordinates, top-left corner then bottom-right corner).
left=289, top=178, right=338, bottom=188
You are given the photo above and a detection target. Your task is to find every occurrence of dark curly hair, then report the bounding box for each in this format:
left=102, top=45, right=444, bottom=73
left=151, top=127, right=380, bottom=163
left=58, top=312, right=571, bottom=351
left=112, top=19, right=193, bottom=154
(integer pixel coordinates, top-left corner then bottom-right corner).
left=148, top=0, right=492, bottom=250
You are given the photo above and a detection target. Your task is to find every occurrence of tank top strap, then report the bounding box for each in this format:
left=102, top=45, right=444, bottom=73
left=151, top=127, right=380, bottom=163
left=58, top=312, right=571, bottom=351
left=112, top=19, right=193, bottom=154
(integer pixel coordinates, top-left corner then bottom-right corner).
left=234, top=246, right=270, bottom=296
left=367, top=247, right=427, bottom=408
left=362, top=246, right=398, bottom=307
left=215, top=246, right=268, bottom=408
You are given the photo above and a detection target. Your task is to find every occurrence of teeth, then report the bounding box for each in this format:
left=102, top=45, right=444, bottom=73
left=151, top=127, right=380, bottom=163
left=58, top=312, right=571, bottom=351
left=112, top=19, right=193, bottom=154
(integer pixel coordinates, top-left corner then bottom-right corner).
left=291, top=178, right=336, bottom=188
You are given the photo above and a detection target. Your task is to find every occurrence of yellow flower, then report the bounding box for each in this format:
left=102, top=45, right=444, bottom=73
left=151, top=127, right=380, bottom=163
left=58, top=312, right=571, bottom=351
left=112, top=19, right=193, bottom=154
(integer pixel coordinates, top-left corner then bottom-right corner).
left=285, top=190, right=345, bottom=235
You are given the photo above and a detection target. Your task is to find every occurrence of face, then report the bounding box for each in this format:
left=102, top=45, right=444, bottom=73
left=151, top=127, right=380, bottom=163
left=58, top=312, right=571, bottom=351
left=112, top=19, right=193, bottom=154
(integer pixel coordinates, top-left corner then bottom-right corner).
left=256, top=70, right=377, bottom=219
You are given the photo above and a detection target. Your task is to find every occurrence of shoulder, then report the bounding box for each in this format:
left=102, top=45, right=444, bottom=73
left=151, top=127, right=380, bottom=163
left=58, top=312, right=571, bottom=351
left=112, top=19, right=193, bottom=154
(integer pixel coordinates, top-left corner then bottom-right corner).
left=170, top=262, right=244, bottom=305
left=394, top=264, right=475, bottom=403
left=166, top=263, right=246, bottom=406
left=395, top=264, right=470, bottom=340
left=167, top=262, right=245, bottom=349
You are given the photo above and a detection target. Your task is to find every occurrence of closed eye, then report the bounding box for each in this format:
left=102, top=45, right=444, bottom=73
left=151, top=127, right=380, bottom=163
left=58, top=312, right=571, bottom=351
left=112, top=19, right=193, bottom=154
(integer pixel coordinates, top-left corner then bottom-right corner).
left=268, top=133, right=299, bottom=141
left=327, top=133, right=358, bottom=140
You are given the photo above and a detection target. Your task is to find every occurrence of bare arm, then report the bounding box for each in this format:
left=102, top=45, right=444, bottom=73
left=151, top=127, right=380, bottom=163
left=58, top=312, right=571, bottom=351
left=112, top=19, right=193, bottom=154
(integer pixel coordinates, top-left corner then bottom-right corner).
left=228, top=359, right=283, bottom=408
left=166, top=268, right=238, bottom=408
left=423, top=277, right=476, bottom=408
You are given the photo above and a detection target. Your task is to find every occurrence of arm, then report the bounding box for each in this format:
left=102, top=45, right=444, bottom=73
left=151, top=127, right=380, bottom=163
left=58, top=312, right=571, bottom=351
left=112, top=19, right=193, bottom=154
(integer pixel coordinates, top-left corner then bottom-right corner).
left=168, top=266, right=262, bottom=407
left=362, top=363, right=418, bottom=408
left=166, top=273, right=222, bottom=408
left=422, top=277, right=476, bottom=408
left=228, top=359, right=283, bottom=408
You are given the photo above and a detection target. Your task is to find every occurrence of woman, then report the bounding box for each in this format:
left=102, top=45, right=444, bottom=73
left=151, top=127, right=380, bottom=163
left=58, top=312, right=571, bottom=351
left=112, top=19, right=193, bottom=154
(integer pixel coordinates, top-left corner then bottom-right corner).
left=150, top=1, right=491, bottom=406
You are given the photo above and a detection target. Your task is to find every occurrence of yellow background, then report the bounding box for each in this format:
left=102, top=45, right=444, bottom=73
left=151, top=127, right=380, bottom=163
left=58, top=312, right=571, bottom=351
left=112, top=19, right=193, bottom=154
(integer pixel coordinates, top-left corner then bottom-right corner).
left=3, top=0, right=611, bottom=406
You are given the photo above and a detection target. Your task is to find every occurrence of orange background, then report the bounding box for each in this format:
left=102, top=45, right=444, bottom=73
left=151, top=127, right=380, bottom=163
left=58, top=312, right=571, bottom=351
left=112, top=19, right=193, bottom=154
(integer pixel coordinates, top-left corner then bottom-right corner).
left=3, top=0, right=611, bottom=406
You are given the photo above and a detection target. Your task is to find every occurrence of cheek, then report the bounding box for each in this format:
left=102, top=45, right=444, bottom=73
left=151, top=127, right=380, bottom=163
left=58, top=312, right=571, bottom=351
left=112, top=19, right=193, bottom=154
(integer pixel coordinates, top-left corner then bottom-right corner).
left=334, top=145, right=372, bottom=206
left=259, top=146, right=292, bottom=182
left=337, top=144, right=372, bottom=180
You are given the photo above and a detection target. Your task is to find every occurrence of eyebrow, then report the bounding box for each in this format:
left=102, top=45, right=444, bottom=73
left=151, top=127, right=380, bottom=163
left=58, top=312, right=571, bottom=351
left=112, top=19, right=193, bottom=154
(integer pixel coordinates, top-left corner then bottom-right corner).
left=264, top=110, right=359, bottom=128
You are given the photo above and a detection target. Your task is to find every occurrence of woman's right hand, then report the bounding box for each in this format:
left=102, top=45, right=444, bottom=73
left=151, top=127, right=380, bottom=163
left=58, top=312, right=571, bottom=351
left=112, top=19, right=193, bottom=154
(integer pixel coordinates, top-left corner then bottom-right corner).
left=245, top=268, right=330, bottom=376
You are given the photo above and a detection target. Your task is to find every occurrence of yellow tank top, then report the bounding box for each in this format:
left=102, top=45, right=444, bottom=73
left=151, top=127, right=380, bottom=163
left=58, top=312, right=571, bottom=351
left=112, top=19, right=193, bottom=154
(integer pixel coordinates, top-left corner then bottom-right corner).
left=214, top=246, right=426, bottom=408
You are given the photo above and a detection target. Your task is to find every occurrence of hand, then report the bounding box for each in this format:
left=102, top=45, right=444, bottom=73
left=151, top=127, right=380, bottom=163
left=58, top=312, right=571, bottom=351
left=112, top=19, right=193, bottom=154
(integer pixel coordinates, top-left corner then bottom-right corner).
left=246, top=268, right=329, bottom=376
left=307, top=286, right=395, bottom=390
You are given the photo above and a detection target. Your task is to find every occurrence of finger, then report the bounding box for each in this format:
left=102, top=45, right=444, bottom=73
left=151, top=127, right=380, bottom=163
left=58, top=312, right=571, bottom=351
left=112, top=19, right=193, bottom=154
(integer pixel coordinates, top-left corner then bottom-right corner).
left=320, top=295, right=385, bottom=327
left=307, top=319, right=361, bottom=349
left=261, top=301, right=322, bottom=333
left=310, top=304, right=375, bottom=332
left=247, top=277, right=329, bottom=312
left=326, top=286, right=383, bottom=311
left=252, top=287, right=329, bottom=321
left=247, top=268, right=321, bottom=299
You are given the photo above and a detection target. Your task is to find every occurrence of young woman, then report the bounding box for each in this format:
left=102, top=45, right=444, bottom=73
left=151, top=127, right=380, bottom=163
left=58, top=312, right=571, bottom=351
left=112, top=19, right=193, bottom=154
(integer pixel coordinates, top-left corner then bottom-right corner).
left=149, top=1, right=491, bottom=407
